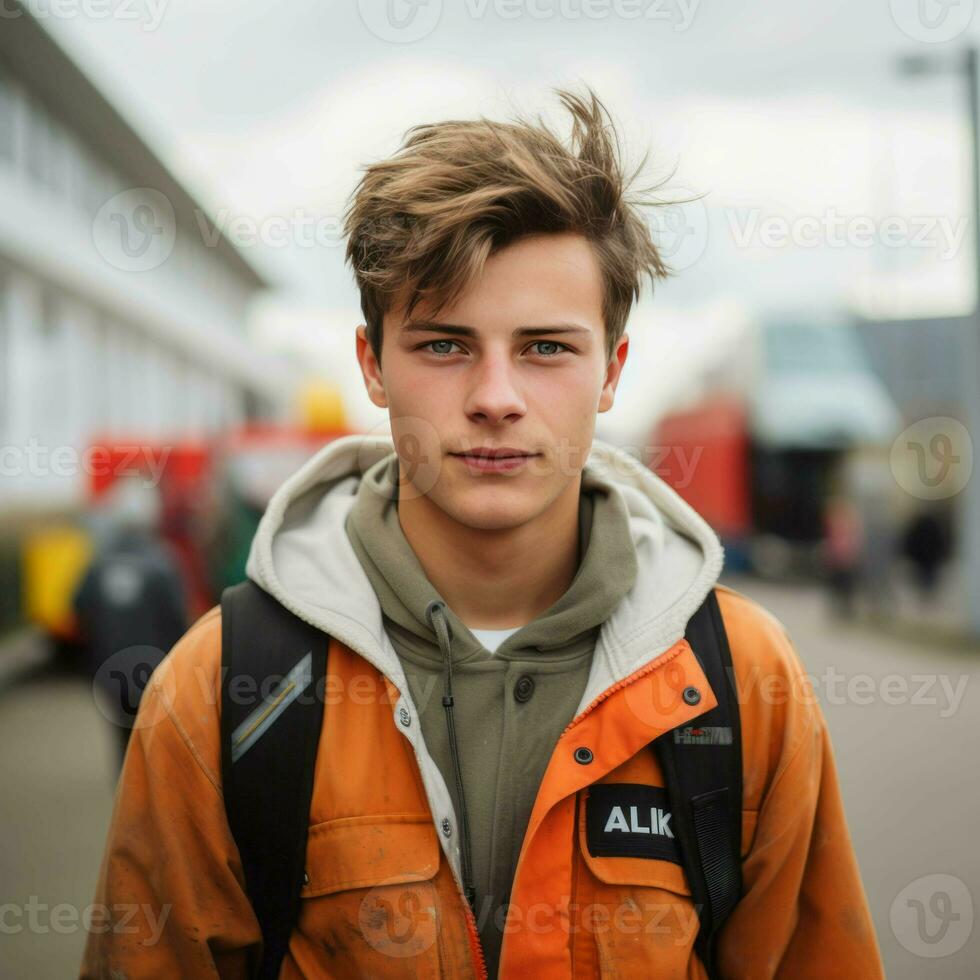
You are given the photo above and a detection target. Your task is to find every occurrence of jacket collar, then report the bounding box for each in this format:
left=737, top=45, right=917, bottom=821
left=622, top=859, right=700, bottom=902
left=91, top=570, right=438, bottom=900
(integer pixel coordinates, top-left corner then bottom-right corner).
left=245, top=432, right=725, bottom=719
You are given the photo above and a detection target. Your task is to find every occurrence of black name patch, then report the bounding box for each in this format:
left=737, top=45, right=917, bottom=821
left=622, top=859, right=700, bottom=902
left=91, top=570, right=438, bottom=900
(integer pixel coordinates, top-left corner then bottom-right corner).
left=585, top=784, right=682, bottom=864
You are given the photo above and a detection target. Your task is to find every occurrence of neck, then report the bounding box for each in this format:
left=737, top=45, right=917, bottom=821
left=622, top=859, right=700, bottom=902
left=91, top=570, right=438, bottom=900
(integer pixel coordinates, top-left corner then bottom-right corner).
left=397, top=472, right=583, bottom=630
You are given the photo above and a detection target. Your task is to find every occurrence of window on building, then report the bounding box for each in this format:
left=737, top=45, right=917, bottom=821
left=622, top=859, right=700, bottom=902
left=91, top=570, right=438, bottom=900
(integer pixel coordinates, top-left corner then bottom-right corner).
left=0, top=268, right=8, bottom=446
left=81, top=149, right=115, bottom=219
left=63, top=128, right=86, bottom=216
left=23, top=92, right=48, bottom=186
left=164, top=353, right=188, bottom=434
left=32, top=287, right=73, bottom=452
left=89, top=317, right=110, bottom=433
left=0, top=67, right=13, bottom=163
left=44, top=116, right=71, bottom=198
left=104, top=321, right=127, bottom=434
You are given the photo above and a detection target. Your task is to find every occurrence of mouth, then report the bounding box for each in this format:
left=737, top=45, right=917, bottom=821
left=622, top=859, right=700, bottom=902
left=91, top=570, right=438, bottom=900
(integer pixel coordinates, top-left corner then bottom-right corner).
left=450, top=450, right=540, bottom=473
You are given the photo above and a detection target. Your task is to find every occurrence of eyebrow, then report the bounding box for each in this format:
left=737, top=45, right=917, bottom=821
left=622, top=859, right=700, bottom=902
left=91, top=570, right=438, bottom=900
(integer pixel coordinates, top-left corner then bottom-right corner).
left=401, top=320, right=593, bottom=338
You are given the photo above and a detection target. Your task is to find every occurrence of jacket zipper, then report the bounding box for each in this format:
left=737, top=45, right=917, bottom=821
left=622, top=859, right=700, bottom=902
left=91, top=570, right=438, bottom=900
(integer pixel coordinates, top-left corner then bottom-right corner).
left=570, top=793, right=582, bottom=975
left=459, top=885, right=489, bottom=979
left=559, top=641, right=688, bottom=738
left=337, top=633, right=683, bottom=978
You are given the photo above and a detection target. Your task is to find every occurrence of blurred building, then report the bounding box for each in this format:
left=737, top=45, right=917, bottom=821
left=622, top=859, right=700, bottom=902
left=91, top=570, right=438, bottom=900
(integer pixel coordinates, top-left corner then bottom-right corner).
left=855, top=313, right=969, bottom=630
left=0, top=3, right=295, bottom=632
left=645, top=311, right=902, bottom=574
left=855, top=314, right=963, bottom=421
left=0, top=2, right=290, bottom=514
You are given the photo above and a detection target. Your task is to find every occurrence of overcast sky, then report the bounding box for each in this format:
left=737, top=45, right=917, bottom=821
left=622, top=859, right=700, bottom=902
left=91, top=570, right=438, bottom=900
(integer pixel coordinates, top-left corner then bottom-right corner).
left=34, top=0, right=980, bottom=426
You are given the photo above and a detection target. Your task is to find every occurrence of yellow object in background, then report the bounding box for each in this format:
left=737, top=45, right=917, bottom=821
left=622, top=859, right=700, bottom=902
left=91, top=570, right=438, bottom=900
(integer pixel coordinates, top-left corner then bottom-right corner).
left=298, top=381, right=347, bottom=432
left=22, top=525, right=93, bottom=639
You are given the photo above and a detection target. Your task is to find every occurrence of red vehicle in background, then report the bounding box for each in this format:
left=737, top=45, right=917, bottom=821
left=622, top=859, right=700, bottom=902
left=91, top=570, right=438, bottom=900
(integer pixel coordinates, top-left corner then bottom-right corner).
left=86, top=438, right=215, bottom=620
left=646, top=314, right=902, bottom=577
left=23, top=383, right=357, bottom=648
left=201, top=421, right=352, bottom=597
left=649, top=394, right=753, bottom=567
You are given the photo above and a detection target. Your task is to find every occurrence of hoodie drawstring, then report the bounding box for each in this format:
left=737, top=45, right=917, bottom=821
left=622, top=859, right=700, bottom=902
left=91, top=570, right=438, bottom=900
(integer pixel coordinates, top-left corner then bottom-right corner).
left=425, top=598, right=477, bottom=911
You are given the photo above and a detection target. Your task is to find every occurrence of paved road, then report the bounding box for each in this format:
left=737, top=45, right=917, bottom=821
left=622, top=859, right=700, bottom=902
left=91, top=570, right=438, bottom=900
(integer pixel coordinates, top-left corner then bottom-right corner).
left=0, top=636, right=117, bottom=979
left=724, top=576, right=979, bottom=979
left=0, top=577, right=977, bottom=978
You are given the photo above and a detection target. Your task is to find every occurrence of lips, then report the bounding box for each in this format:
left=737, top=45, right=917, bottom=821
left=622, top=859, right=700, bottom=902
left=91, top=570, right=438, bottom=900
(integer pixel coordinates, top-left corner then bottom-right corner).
left=451, top=448, right=536, bottom=460
left=449, top=447, right=540, bottom=473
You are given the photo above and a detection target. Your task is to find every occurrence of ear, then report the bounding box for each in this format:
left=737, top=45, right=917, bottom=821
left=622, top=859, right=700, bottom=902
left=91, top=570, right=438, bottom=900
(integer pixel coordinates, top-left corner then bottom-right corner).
left=355, top=324, right=388, bottom=409
left=598, top=332, right=629, bottom=414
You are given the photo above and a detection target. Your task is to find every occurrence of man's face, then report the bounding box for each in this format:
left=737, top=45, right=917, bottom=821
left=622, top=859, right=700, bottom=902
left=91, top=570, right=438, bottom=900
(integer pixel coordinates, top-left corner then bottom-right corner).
left=355, top=231, right=629, bottom=532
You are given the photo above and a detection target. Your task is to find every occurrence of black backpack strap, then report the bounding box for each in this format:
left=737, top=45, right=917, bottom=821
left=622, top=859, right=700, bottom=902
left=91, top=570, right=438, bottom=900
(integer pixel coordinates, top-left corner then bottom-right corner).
left=653, top=587, right=743, bottom=979
left=220, top=580, right=327, bottom=980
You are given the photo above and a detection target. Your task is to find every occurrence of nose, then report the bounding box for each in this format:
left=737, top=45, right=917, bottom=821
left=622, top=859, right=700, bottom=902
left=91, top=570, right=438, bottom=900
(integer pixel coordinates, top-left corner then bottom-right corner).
left=463, top=351, right=526, bottom=425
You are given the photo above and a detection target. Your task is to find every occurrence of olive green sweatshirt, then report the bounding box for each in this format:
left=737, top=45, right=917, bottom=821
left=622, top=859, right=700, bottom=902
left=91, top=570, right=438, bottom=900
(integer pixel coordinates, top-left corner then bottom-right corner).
left=344, top=452, right=639, bottom=976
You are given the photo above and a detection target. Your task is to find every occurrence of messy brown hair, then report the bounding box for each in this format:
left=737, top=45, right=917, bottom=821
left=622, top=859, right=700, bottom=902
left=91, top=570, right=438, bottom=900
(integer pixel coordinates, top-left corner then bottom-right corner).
left=343, top=85, right=673, bottom=366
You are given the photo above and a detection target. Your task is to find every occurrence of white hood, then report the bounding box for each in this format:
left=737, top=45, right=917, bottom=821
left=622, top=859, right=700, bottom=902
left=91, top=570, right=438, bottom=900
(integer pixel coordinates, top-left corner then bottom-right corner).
left=244, top=432, right=724, bottom=879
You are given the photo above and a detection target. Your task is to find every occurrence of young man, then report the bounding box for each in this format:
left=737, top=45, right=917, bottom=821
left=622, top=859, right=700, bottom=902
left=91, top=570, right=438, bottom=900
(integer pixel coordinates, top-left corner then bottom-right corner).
left=81, top=88, right=884, bottom=978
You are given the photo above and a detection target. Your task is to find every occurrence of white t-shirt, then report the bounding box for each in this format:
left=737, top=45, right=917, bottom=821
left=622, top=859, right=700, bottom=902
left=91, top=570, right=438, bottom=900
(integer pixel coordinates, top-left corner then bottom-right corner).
left=469, top=626, right=523, bottom=654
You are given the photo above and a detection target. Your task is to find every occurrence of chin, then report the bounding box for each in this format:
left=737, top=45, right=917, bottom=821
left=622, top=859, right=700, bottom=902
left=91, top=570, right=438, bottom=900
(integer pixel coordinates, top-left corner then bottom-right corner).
left=440, top=487, right=539, bottom=532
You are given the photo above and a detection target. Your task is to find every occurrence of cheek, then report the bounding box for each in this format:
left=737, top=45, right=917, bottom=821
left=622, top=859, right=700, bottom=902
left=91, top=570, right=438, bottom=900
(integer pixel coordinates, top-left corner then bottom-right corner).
left=535, top=369, right=602, bottom=425
left=386, top=368, right=453, bottom=417
left=389, top=411, right=443, bottom=461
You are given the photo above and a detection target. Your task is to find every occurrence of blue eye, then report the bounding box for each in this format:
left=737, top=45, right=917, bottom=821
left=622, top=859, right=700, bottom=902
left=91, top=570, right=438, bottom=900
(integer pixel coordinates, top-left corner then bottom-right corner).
left=416, top=340, right=572, bottom=358
left=424, top=340, right=460, bottom=356
left=531, top=341, right=570, bottom=357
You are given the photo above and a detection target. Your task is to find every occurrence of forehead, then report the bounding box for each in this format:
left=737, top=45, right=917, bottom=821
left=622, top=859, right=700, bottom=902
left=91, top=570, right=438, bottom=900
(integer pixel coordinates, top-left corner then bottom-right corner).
left=385, top=232, right=605, bottom=336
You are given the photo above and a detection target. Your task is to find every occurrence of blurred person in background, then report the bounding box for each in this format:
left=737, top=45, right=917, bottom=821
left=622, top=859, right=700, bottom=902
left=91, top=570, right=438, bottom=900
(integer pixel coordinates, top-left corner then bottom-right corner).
left=901, top=505, right=952, bottom=608
left=831, top=447, right=901, bottom=621
left=850, top=449, right=899, bottom=622
left=71, top=476, right=188, bottom=769
left=822, top=491, right=865, bottom=619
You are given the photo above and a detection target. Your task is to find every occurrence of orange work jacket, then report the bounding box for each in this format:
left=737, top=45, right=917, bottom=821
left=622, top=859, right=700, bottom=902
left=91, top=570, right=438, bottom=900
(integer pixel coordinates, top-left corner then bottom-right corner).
left=80, top=585, right=883, bottom=978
